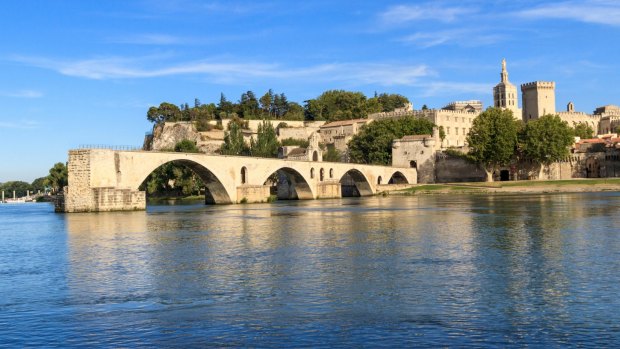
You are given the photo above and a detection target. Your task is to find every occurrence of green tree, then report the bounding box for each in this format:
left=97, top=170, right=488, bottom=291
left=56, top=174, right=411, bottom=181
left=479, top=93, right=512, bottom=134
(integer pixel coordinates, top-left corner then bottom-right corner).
left=573, top=122, right=594, bottom=139
left=615, top=125, right=620, bottom=134
left=438, top=126, right=446, bottom=142
left=466, top=108, right=519, bottom=182
left=259, top=89, right=274, bottom=117
left=174, top=139, right=200, bottom=153
left=221, top=122, right=248, bottom=155
left=375, top=93, right=409, bottom=112
left=323, top=145, right=342, bottom=162
left=520, top=114, right=574, bottom=178
left=250, top=120, right=279, bottom=158
left=348, top=117, right=435, bottom=165
left=240, top=90, right=260, bottom=118
left=147, top=102, right=182, bottom=124
left=31, top=177, right=48, bottom=193
left=284, top=102, right=304, bottom=120
left=304, top=90, right=369, bottom=121
left=0, top=181, right=33, bottom=197
left=47, top=162, right=68, bottom=193
left=217, top=93, right=235, bottom=117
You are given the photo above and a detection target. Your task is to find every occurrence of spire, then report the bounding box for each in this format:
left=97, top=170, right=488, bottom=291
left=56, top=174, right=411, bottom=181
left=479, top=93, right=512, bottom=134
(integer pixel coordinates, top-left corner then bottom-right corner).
left=500, top=58, right=508, bottom=83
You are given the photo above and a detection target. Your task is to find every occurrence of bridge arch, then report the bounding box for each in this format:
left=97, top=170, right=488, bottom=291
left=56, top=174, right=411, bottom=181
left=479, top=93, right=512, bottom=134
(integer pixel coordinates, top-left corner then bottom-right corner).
left=261, top=166, right=315, bottom=200
left=138, top=158, right=233, bottom=204
left=389, top=171, right=409, bottom=184
left=339, top=168, right=373, bottom=197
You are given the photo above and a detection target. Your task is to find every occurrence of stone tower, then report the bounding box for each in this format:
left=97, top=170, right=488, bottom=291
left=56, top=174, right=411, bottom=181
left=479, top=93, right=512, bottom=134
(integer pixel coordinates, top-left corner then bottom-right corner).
left=521, top=81, right=556, bottom=122
left=493, top=59, right=520, bottom=119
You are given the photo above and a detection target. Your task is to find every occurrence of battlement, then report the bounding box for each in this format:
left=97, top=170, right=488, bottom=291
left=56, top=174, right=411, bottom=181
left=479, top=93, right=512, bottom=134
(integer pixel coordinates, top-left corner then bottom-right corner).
left=521, top=81, right=555, bottom=90
left=557, top=111, right=600, bottom=119
left=444, top=100, right=482, bottom=106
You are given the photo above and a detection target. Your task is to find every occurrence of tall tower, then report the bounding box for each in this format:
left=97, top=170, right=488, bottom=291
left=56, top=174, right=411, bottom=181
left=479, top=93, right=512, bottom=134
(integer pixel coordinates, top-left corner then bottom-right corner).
left=520, top=81, right=556, bottom=122
left=493, top=59, right=520, bottom=120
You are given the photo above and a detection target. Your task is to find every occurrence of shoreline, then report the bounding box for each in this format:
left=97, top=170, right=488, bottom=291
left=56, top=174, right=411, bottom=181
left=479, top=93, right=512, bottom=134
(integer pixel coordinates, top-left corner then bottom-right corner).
left=386, top=178, right=620, bottom=196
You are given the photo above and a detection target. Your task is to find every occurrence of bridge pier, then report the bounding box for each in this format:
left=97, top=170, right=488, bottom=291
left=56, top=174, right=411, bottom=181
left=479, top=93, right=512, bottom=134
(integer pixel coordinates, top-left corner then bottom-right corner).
left=237, top=185, right=271, bottom=203
left=316, top=181, right=341, bottom=199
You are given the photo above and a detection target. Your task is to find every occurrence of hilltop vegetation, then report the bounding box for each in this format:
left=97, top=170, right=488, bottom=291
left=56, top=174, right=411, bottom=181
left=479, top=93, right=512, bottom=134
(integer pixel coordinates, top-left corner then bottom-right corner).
left=146, top=90, right=409, bottom=126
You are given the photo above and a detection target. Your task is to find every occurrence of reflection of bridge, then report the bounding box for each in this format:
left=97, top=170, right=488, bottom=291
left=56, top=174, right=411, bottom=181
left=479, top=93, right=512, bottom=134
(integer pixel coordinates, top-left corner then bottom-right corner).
left=59, top=149, right=417, bottom=212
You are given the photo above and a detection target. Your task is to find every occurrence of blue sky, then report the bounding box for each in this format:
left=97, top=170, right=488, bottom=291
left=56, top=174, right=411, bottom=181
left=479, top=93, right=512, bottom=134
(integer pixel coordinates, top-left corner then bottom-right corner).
left=1, top=0, right=620, bottom=182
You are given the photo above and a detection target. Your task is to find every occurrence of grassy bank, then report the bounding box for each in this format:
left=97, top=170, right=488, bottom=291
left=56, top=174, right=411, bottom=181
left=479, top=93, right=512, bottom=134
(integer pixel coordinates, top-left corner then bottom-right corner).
left=393, top=178, right=620, bottom=196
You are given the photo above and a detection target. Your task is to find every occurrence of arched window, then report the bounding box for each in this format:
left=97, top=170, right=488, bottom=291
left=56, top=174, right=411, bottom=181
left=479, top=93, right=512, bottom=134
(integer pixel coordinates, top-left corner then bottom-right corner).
left=329, top=168, right=334, bottom=178
left=312, top=151, right=318, bottom=161
left=310, top=168, right=315, bottom=179
left=320, top=168, right=325, bottom=181
left=378, top=176, right=382, bottom=185
left=241, top=166, right=247, bottom=184
left=410, top=161, right=417, bottom=168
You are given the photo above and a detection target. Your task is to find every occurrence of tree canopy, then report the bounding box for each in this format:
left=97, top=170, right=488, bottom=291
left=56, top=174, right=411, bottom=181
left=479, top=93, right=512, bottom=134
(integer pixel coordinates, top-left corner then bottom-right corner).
left=466, top=108, right=520, bottom=181
left=221, top=122, right=249, bottom=156
left=573, top=122, right=594, bottom=139
left=304, top=90, right=410, bottom=122
left=47, top=162, right=68, bottom=193
left=250, top=121, right=279, bottom=158
left=348, top=117, right=435, bottom=165
left=0, top=181, right=33, bottom=197
left=520, top=114, right=574, bottom=167
left=174, top=139, right=200, bottom=153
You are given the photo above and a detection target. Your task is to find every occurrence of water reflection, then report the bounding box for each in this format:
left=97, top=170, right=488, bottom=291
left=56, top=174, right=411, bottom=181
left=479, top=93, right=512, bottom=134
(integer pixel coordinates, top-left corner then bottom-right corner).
left=51, top=193, right=620, bottom=346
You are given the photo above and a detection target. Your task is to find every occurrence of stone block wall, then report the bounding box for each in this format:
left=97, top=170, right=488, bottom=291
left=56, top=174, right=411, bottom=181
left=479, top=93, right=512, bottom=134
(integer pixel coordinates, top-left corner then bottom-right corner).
left=435, top=156, right=486, bottom=183
left=92, top=188, right=145, bottom=212
left=64, top=150, right=94, bottom=212
left=237, top=185, right=270, bottom=203
left=317, top=181, right=341, bottom=199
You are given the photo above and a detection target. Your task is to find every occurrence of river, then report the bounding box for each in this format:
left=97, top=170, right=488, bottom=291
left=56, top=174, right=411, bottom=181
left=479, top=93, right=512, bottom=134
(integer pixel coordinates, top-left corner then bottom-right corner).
left=1, top=193, right=620, bottom=347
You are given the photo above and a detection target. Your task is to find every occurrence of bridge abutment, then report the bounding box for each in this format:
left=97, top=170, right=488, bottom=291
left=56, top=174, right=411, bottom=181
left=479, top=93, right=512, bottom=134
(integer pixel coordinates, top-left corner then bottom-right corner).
left=61, top=149, right=146, bottom=212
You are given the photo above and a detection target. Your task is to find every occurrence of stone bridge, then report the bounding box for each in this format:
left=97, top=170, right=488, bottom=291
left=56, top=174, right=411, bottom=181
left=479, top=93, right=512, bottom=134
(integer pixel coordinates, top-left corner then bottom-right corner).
left=60, top=149, right=417, bottom=212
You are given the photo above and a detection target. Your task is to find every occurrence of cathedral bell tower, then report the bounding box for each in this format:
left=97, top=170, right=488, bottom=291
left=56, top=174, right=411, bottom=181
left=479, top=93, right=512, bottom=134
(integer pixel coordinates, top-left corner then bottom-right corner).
left=493, top=59, right=520, bottom=120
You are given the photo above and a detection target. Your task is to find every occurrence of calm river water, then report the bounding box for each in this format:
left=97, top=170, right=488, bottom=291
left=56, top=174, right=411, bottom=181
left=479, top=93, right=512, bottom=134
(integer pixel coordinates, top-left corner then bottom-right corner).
left=1, top=193, right=620, bottom=347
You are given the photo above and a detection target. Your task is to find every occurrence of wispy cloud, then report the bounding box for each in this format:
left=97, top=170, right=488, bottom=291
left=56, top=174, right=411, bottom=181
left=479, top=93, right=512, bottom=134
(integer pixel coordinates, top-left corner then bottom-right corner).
left=399, top=29, right=504, bottom=48
left=10, top=54, right=433, bottom=86
left=417, top=81, right=492, bottom=98
left=379, top=3, right=476, bottom=25
left=108, top=33, right=185, bottom=45
left=518, top=0, right=620, bottom=26
left=0, top=90, right=43, bottom=98
left=106, top=30, right=272, bottom=46
left=0, top=120, right=40, bottom=129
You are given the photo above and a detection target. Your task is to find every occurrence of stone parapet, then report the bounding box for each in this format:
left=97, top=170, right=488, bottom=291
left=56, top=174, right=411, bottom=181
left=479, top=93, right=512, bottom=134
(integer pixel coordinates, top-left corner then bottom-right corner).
left=521, top=81, right=555, bottom=90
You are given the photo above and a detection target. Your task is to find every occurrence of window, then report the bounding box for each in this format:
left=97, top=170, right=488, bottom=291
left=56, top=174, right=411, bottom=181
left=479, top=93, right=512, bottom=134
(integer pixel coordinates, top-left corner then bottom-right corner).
left=320, top=168, right=325, bottom=181
left=455, top=128, right=459, bottom=135
left=329, top=168, right=334, bottom=178
left=310, top=168, right=315, bottom=179
left=447, top=127, right=450, bottom=134
left=378, top=176, right=382, bottom=185
left=241, top=167, right=247, bottom=184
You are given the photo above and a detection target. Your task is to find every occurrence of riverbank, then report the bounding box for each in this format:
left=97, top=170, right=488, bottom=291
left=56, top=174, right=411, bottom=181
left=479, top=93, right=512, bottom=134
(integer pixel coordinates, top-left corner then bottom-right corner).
left=391, top=178, right=620, bottom=196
